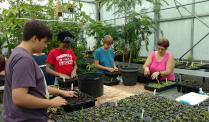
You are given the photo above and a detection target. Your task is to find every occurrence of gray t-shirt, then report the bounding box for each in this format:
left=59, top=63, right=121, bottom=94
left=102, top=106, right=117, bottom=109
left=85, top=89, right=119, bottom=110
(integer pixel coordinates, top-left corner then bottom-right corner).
left=3, top=47, right=48, bottom=122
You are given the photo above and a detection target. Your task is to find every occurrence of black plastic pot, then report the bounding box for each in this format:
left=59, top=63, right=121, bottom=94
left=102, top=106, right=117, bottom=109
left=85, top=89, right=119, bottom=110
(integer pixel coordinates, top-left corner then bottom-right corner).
left=57, top=77, right=78, bottom=89
left=78, top=73, right=103, bottom=98
left=120, top=68, right=138, bottom=86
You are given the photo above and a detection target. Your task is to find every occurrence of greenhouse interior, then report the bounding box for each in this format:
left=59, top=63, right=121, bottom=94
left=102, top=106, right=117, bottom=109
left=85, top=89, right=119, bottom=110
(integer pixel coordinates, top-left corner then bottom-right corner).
left=1, top=0, right=209, bottom=121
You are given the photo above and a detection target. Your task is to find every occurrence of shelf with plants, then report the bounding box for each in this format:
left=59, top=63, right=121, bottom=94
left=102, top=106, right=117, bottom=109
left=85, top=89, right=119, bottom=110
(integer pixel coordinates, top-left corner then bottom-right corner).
left=118, top=93, right=188, bottom=121
left=51, top=93, right=191, bottom=122
left=176, top=80, right=209, bottom=93
left=171, top=107, right=209, bottom=122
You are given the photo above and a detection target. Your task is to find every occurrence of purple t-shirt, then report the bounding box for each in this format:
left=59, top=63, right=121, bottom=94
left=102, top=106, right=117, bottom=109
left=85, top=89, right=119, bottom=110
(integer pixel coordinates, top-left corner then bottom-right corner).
left=3, top=47, right=48, bottom=122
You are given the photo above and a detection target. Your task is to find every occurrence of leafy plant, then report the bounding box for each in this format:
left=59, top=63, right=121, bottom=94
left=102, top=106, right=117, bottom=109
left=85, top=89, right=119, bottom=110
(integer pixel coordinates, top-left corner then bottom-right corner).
left=147, top=81, right=176, bottom=89
left=0, top=0, right=88, bottom=56
left=86, top=63, right=96, bottom=72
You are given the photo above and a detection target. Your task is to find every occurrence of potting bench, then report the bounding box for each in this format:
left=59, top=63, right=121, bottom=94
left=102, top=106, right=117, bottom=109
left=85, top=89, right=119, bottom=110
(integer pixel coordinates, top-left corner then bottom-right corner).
left=174, top=68, right=209, bottom=82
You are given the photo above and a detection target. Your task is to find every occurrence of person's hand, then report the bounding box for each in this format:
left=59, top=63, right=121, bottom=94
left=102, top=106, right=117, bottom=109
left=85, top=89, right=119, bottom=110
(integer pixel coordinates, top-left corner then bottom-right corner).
left=107, top=67, right=115, bottom=72
left=49, top=96, right=67, bottom=107
left=71, top=70, right=77, bottom=78
left=144, top=67, right=150, bottom=76
left=61, top=90, right=77, bottom=98
left=114, top=67, right=118, bottom=71
left=58, top=73, right=70, bottom=79
left=151, top=72, right=160, bottom=80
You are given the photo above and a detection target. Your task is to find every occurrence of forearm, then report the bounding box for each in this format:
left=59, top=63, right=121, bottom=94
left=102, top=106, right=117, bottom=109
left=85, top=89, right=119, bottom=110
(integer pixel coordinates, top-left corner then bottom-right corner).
left=48, top=86, right=63, bottom=96
left=13, top=93, right=51, bottom=109
left=46, top=66, right=60, bottom=77
left=72, top=63, right=77, bottom=72
left=95, top=64, right=110, bottom=71
left=143, top=65, right=149, bottom=70
left=160, top=70, right=173, bottom=77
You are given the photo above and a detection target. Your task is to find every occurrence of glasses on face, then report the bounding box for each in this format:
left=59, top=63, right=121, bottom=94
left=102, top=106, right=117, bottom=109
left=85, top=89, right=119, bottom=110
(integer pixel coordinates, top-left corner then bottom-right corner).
left=157, top=46, right=166, bottom=51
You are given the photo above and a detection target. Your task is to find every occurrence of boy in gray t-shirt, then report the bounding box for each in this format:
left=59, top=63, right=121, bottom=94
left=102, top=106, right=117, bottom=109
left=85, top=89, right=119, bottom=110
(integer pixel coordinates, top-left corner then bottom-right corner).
left=3, top=20, right=76, bottom=122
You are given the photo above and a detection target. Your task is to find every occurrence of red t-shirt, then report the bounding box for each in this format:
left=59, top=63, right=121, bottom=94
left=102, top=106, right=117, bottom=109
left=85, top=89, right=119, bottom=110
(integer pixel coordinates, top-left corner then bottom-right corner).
left=46, top=48, right=77, bottom=76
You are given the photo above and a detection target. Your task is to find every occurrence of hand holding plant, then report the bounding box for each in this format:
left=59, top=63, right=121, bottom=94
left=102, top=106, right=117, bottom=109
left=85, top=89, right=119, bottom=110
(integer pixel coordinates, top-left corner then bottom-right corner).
left=58, top=73, right=70, bottom=79
left=71, top=70, right=77, bottom=78
left=107, top=67, right=115, bottom=72
left=113, top=67, right=118, bottom=71
left=144, top=67, right=150, bottom=76
left=151, top=72, right=160, bottom=80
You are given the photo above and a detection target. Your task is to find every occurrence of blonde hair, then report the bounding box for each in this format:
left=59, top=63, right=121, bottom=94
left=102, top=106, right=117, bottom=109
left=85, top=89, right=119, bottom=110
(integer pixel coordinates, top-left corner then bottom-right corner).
left=102, top=35, right=113, bottom=45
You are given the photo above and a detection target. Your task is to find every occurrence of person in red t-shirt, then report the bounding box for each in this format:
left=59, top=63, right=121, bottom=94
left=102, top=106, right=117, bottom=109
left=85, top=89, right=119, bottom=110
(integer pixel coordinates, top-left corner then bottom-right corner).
left=46, top=31, right=77, bottom=79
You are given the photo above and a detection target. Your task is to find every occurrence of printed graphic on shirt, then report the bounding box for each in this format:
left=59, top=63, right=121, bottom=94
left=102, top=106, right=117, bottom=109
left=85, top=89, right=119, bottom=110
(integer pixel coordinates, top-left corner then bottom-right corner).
left=56, top=54, right=73, bottom=66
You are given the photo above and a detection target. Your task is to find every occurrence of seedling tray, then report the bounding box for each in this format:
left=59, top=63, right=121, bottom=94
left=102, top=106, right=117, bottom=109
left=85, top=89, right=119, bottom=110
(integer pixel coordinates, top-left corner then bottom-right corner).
left=185, top=67, right=201, bottom=70
left=177, top=83, right=200, bottom=93
left=58, top=77, right=78, bottom=89
left=63, top=91, right=96, bottom=112
left=103, top=76, right=120, bottom=86
left=144, top=81, right=176, bottom=92
left=175, top=63, right=187, bottom=69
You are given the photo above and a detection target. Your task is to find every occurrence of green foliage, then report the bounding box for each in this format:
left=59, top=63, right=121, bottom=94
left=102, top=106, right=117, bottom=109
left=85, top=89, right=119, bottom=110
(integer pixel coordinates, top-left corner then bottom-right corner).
left=147, top=81, right=176, bottom=89
left=86, top=63, right=96, bottom=72
left=92, top=0, right=168, bottom=63
left=124, top=12, right=153, bottom=59
left=0, top=0, right=88, bottom=56
left=96, top=0, right=168, bottom=15
left=187, top=56, right=193, bottom=63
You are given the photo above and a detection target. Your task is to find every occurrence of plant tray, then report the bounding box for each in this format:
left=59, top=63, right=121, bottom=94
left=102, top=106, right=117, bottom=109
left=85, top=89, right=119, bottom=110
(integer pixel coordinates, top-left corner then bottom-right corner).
left=199, top=64, right=209, bottom=69
left=175, top=62, right=187, bottom=69
left=58, top=77, right=78, bottom=89
left=102, top=76, right=120, bottom=86
left=185, top=67, right=201, bottom=70
left=144, top=81, right=176, bottom=92
left=63, top=91, right=96, bottom=112
left=104, top=79, right=120, bottom=86
left=177, top=83, right=199, bottom=93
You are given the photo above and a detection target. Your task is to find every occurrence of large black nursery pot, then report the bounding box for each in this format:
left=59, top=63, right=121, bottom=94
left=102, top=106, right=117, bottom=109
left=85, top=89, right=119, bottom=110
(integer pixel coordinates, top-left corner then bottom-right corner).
left=121, top=67, right=138, bottom=86
left=78, top=73, right=103, bottom=98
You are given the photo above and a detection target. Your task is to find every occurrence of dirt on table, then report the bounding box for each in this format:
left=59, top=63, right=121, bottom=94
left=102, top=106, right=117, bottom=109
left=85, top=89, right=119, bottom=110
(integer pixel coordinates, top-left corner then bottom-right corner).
left=96, top=83, right=151, bottom=106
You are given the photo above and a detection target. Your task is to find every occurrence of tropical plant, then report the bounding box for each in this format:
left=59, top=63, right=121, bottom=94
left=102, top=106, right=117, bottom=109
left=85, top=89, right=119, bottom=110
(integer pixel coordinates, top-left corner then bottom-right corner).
left=94, top=0, right=168, bottom=64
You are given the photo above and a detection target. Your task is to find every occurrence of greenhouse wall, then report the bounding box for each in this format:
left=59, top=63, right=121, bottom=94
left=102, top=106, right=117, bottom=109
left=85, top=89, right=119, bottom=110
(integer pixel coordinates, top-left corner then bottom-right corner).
left=99, top=0, right=209, bottom=61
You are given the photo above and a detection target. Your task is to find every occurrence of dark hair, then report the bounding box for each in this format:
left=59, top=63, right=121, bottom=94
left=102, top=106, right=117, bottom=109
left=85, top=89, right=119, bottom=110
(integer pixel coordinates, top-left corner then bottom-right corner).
left=0, top=55, right=5, bottom=72
left=157, top=38, right=170, bottom=49
left=57, top=31, right=74, bottom=42
left=23, top=20, right=52, bottom=41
